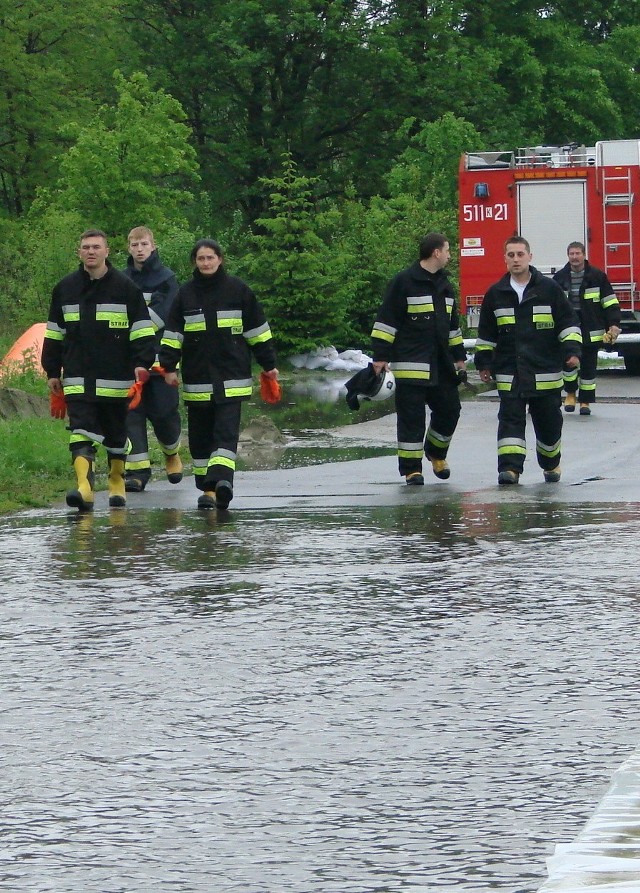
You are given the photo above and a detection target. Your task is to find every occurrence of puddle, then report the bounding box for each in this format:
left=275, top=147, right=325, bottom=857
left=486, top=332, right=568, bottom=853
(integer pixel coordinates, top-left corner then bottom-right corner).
left=2, top=502, right=640, bottom=890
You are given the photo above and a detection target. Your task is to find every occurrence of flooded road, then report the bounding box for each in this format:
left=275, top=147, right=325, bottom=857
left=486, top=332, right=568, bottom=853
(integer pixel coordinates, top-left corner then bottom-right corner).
left=3, top=494, right=640, bottom=892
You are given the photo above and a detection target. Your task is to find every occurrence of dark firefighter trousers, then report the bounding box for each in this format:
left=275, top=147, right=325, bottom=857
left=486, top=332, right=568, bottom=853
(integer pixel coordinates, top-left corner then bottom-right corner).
left=125, top=374, right=182, bottom=484
left=187, top=400, right=242, bottom=492
left=497, top=390, right=562, bottom=475
left=395, top=380, right=461, bottom=477
left=67, top=398, right=129, bottom=462
left=563, top=341, right=598, bottom=404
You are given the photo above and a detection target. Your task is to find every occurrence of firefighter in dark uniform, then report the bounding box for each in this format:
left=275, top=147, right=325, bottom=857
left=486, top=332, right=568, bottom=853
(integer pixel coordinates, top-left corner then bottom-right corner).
left=122, top=226, right=183, bottom=491
left=41, top=229, right=156, bottom=511
left=553, top=241, right=621, bottom=415
left=370, top=232, right=467, bottom=486
left=475, top=236, right=582, bottom=485
left=159, top=238, right=278, bottom=511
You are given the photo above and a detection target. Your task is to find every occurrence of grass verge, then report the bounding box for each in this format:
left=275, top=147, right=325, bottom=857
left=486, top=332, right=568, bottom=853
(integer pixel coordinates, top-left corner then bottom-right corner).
left=0, top=416, right=71, bottom=512
left=0, top=362, right=442, bottom=512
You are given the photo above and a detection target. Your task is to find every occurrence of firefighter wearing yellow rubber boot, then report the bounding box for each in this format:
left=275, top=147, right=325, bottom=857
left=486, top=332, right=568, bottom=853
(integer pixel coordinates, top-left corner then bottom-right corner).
left=476, top=237, right=582, bottom=486
left=42, top=229, right=156, bottom=511
left=122, top=226, right=183, bottom=492
left=159, top=238, right=278, bottom=512
left=553, top=242, right=621, bottom=416
left=370, top=232, right=467, bottom=486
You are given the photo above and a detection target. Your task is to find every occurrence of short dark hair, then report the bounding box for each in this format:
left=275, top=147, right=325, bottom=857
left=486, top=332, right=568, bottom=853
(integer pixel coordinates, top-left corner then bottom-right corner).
left=419, top=232, right=448, bottom=260
left=190, top=238, right=223, bottom=264
left=79, top=228, right=108, bottom=245
left=504, top=235, right=531, bottom=253
left=567, top=241, right=585, bottom=253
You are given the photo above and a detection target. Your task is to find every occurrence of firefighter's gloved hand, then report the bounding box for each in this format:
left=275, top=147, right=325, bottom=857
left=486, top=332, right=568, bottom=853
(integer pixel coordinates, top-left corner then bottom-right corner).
left=260, top=370, right=282, bottom=404
left=127, top=381, right=144, bottom=410
left=127, top=367, right=151, bottom=410
left=49, top=392, right=67, bottom=419
left=603, top=326, right=621, bottom=345
left=456, top=366, right=478, bottom=393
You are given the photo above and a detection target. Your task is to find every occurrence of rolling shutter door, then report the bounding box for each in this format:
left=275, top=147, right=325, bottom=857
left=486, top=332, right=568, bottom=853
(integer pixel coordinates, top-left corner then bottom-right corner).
left=518, top=181, right=586, bottom=274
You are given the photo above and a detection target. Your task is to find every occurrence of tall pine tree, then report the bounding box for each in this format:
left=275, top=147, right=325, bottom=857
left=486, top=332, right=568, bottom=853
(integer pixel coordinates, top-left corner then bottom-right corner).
left=245, top=153, right=346, bottom=356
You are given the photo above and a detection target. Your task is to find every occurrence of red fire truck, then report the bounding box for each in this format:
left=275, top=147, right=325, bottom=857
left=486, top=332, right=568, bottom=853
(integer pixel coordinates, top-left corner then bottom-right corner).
left=458, top=139, right=640, bottom=373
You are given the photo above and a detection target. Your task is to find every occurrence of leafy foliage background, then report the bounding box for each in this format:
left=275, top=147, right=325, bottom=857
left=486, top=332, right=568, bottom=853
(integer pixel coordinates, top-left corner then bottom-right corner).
left=1, top=0, right=639, bottom=354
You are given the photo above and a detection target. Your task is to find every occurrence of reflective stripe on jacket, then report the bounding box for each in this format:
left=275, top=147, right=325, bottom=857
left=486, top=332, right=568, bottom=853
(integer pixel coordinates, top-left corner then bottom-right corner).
left=41, top=262, right=156, bottom=400
left=158, top=266, right=276, bottom=403
left=475, top=266, right=582, bottom=397
left=552, top=261, right=621, bottom=345
left=370, top=261, right=465, bottom=387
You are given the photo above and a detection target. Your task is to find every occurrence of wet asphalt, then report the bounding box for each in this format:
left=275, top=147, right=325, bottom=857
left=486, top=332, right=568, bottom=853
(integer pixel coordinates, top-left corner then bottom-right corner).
left=87, top=369, right=640, bottom=513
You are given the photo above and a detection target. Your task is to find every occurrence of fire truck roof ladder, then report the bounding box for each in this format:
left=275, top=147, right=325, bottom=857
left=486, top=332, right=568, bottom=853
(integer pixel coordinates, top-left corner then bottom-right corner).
left=602, top=167, right=635, bottom=309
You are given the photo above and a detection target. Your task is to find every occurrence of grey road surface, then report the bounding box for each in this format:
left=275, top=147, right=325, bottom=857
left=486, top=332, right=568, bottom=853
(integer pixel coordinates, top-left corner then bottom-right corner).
left=109, top=371, right=640, bottom=513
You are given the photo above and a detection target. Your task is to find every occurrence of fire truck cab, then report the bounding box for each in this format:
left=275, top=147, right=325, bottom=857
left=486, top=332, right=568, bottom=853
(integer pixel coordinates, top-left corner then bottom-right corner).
left=458, top=139, right=640, bottom=373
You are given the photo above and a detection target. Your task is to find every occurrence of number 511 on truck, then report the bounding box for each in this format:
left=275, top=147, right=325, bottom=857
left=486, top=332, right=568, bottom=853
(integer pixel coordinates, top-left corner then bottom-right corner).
left=458, top=139, right=640, bottom=374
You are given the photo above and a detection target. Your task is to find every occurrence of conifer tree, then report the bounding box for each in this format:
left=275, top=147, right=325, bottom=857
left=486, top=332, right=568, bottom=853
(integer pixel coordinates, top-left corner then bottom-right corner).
left=245, top=153, right=346, bottom=356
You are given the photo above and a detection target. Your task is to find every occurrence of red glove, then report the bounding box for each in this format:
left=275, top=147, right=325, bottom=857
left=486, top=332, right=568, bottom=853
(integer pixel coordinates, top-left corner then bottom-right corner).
left=127, top=382, right=143, bottom=410
left=260, top=371, right=282, bottom=404
left=154, top=365, right=179, bottom=387
left=127, top=368, right=151, bottom=409
left=50, top=392, right=67, bottom=419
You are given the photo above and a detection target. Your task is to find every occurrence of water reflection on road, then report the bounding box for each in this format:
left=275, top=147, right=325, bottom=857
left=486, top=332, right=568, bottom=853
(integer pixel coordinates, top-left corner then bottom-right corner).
left=2, top=500, right=640, bottom=892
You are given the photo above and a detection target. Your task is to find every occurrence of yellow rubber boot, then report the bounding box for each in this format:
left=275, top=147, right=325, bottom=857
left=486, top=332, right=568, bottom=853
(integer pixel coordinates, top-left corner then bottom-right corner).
left=66, top=456, right=95, bottom=512
left=430, top=458, right=450, bottom=480
left=197, top=491, right=216, bottom=510
left=165, top=451, right=183, bottom=484
left=108, top=457, right=127, bottom=508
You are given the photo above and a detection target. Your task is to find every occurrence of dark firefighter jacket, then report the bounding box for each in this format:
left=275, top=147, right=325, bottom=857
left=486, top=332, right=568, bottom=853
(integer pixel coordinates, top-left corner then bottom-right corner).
left=552, top=261, right=621, bottom=345
left=41, top=262, right=156, bottom=401
left=123, top=251, right=179, bottom=353
left=370, top=261, right=466, bottom=387
left=158, top=266, right=277, bottom=403
left=475, top=266, right=582, bottom=397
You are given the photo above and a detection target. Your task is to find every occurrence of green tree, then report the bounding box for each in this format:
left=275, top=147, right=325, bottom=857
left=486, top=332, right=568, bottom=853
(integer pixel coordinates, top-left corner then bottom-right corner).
left=388, top=114, right=483, bottom=212
left=597, top=27, right=640, bottom=138
left=317, top=115, right=482, bottom=347
left=387, top=0, right=640, bottom=148
left=123, top=0, right=413, bottom=225
left=530, top=20, right=622, bottom=143
left=0, top=218, right=48, bottom=331
left=382, top=0, right=544, bottom=147
left=19, top=71, right=200, bottom=322
left=31, top=71, right=200, bottom=236
left=553, top=0, right=640, bottom=40
left=0, top=0, right=125, bottom=215
left=243, top=153, right=346, bottom=356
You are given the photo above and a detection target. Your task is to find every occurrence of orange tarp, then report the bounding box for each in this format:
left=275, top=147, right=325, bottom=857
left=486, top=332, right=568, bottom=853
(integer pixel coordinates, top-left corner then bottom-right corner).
left=0, top=323, right=47, bottom=377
